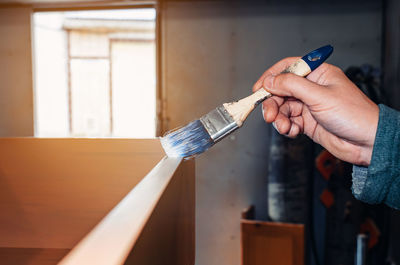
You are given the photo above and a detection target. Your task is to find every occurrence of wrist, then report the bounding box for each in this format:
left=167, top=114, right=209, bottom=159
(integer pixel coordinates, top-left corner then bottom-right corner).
left=358, top=146, right=373, bottom=166
left=358, top=102, right=379, bottom=166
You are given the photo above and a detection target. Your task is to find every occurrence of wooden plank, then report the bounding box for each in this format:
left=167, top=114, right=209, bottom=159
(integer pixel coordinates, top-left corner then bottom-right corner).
left=0, top=7, right=34, bottom=137
left=241, top=220, right=304, bottom=265
left=124, top=158, right=195, bottom=265
left=0, top=0, right=149, bottom=5
left=59, top=157, right=195, bottom=265
left=0, top=248, right=70, bottom=265
left=0, top=1, right=153, bottom=9
left=0, top=138, right=164, bottom=249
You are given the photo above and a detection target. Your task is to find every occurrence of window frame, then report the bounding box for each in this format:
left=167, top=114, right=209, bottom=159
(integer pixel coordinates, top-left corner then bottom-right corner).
left=32, top=2, right=163, bottom=137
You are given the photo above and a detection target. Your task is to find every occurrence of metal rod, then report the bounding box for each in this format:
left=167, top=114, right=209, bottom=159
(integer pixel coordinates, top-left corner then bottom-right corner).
left=355, top=234, right=368, bottom=265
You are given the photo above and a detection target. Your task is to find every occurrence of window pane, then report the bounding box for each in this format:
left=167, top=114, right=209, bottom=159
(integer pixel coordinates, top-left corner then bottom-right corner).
left=112, top=41, right=156, bottom=138
left=70, top=59, right=110, bottom=137
left=34, top=12, right=69, bottom=137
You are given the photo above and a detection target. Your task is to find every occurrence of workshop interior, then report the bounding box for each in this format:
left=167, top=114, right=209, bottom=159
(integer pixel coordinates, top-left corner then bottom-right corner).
left=0, top=0, right=399, bottom=265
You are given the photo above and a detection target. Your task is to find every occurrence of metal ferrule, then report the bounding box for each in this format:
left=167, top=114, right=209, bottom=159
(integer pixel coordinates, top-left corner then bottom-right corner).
left=200, top=106, right=238, bottom=142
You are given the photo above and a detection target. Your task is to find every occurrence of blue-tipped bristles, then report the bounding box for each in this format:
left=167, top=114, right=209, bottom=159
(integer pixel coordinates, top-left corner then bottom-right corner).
left=160, top=105, right=239, bottom=158
left=160, top=120, right=214, bottom=158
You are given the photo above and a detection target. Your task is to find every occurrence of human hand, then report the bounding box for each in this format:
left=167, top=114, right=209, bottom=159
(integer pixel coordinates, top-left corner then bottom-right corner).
left=253, top=57, right=379, bottom=166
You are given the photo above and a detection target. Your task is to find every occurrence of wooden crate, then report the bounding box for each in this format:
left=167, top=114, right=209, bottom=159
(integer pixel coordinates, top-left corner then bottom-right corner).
left=241, top=207, right=304, bottom=265
left=0, top=138, right=195, bottom=265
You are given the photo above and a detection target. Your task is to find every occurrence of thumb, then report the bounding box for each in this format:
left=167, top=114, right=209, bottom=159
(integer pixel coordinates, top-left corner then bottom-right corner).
left=263, top=73, right=328, bottom=106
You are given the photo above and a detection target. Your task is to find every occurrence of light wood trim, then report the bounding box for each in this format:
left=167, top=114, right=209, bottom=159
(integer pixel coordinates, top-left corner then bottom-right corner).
left=0, top=248, right=70, bottom=265
left=59, top=157, right=195, bottom=265
left=0, top=1, right=155, bottom=10
left=0, top=138, right=164, bottom=249
left=124, top=158, right=195, bottom=265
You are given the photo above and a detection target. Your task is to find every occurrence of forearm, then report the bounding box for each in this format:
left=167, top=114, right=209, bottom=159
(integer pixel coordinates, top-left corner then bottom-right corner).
left=352, top=104, right=400, bottom=209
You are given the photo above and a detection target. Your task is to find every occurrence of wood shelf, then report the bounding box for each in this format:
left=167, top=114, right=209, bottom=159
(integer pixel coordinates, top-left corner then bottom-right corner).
left=0, top=138, right=195, bottom=265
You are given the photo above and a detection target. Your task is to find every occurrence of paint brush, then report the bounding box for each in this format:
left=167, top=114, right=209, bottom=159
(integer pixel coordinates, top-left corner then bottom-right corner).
left=160, top=45, right=333, bottom=158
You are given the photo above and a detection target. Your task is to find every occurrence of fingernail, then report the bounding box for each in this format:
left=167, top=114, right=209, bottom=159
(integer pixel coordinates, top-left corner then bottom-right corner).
left=263, top=75, right=275, bottom=91
left=272, top=122, right=278, bottom=131
left=261, top=105, right=265, bottom=118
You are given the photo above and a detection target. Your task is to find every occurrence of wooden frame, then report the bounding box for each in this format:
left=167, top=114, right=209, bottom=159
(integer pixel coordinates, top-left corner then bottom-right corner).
left=0, top=138, right=195, bottom=265
left=1, top=2, right=155, bottom=11
left=31, top=3, right=162, bottom=138
left=241, top=206, right=304, bottom=265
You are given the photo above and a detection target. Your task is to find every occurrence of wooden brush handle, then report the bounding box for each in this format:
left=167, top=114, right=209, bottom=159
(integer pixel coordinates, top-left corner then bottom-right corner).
left=245, top=58, right=314, bottom=105
left=224, top=45, right=333, bottom=126
left=282, top=58, right=312, bottom=76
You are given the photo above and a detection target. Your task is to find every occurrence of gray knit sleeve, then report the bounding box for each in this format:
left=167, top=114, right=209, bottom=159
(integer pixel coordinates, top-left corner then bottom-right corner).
left=352, top=165, right=368, bottom=198
left=351, top=104, right=400, bottom=209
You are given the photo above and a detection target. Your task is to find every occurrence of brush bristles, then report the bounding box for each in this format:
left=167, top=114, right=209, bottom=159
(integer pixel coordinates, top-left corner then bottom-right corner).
left=160, top=120, right=214, bottom=158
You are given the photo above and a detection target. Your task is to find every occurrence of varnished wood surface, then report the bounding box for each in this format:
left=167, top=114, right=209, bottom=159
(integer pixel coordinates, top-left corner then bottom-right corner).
left=0, top=138, right=164, bottom=249
left=241, top=220, right=304, bottom=265
left=59, top=157, right=195, bottom=265
left=0, top=248, right=70, bottom=265
left=0, top=7, right=34, bottom=137
left=0, top=0, right=147, bottom=5
left=124, top=158, right=195, bottom=265
left=0, top=0, right=153, bottom=10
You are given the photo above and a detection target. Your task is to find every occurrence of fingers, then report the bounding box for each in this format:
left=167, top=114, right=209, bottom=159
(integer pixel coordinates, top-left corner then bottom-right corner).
left=252, top=57, right=300, bottom=92
left=273, top=112, right=291, bottom=134
left=261, top=96, right=284, bottom=122
left=265, top=100, right=305, bottom=138
left=287, top=122, right=301, bottom=138
left=273, top=114, right=302, bottom=138
left=306, top=63, right=330, bottom=84
left=263, top=72, right=328, bottom=106
left=279, top=100, right=303, bottom=117
left=306, top=63, right=344, bottom=86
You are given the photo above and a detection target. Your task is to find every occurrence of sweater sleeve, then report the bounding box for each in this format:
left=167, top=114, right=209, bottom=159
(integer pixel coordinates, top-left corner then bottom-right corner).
left=352, top=104, right=400, bottom=210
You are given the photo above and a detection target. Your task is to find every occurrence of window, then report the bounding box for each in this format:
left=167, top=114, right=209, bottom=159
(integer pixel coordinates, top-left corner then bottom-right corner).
left=33, top=8, right=156, bottom=138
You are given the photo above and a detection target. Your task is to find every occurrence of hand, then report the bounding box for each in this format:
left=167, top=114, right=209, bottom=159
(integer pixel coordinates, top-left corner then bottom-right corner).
left=253, top=57, right=379, bottom=166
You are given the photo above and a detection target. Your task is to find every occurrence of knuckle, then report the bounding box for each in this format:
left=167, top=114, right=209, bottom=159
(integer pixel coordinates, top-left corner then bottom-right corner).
left=274, top=73, right=286, bottom=86
left=278, top=121, right=290, bottom=135
left=330, top=65, right=344, bottom=74
left=277, top=73, right=295, bottom=87
left=284, top=56, right=301, bottom=63
left=262, top=77, right=270, bottom=88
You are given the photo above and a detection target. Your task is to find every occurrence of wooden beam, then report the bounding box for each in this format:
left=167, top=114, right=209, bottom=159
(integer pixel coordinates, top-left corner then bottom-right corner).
left=0, top=248, right=70, bottom=265
left=59, top=157, right=195, bottom=265
left=0, top=138, right=164, bottom=249
left=0, top=1, right=155, bottom=10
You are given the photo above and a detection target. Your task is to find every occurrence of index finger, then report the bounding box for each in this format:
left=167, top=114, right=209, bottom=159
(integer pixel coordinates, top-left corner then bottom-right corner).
left=252, top=57, right=300, bottom=92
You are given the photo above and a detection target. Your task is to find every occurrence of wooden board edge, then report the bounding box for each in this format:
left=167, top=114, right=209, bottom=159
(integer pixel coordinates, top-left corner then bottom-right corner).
left=58, top=156, right=183, bottom=265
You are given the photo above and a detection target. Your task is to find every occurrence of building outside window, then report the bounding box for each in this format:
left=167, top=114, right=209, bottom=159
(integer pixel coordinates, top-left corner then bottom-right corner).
left=33, top=9, right=156, bottom=138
